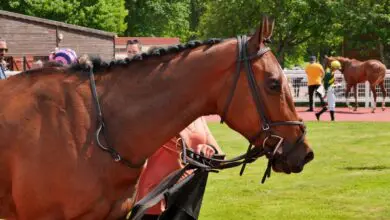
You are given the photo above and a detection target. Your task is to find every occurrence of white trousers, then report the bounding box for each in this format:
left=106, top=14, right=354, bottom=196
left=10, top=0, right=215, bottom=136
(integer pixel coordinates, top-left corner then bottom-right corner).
left=327, top=86, right=336, bottom=111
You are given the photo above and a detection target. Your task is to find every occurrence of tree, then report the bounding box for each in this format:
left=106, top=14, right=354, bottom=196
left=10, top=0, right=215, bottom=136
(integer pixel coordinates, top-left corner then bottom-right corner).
left=0, top=0, right=128, bottom=34
left=188, top=0, right=208, bottom=39
left=2, top=1, right=388, bottom=65
left=125, top=0, right=191, bottom=40
left=338, top=0, right=390, bottom=65
left=198, top=0, right=341, bottom=67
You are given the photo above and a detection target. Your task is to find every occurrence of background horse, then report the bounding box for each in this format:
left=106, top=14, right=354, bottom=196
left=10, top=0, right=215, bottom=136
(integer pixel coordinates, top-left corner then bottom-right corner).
left=324, top=56, right=387, bottom=112
left=0, top=16, right=313, bottom=219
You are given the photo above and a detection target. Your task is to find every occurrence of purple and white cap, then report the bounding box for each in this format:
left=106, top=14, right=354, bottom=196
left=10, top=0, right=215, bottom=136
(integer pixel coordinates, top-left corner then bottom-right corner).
left=49, top=48, right=78, bottom=65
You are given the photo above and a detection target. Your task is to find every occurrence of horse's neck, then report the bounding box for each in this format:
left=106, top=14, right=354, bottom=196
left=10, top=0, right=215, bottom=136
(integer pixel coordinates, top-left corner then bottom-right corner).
left=338, top=58, right=350, bottom=70
left=99, top=43, right=235, bottom=163
left=340, top=58, right=362, bottom=71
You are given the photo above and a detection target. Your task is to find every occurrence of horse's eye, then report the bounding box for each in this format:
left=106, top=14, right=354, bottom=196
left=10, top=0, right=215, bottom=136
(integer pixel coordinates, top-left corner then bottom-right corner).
left=268, top=79, right=281, bottom=91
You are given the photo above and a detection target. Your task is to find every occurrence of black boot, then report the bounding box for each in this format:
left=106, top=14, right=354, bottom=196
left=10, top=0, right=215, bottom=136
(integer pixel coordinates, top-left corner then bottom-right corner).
left=330, top=110, right=335, bottom=121
left=315, top=107, right=328, bottom=121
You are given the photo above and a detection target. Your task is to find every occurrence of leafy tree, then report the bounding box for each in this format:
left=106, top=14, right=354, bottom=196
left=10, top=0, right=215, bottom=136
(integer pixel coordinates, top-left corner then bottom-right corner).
left=125, top=0, right=191, bottom=40
left=340, top=0, right=390, bottom=44
left=2, top=1, right=389, bottom=65
left=0, top=0, right=128, bottom=34
left=188, top=0, right=208, bottom=39
left=338, top=0, right=390, bottom=65
left=198, top=0, right=340, bottom=67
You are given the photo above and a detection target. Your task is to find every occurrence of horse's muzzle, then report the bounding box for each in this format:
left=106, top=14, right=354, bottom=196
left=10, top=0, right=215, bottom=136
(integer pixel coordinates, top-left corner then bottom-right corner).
left=271, top=142, right=314, bottom=174
left=304, top=151, right=314, bottom=164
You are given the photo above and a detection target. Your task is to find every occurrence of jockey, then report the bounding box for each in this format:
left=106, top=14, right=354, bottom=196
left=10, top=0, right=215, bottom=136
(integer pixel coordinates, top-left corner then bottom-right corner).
left=315, top=60, right=341, bottom=121
left=49, top=48, right=78, bottom=65
left=135, top=116, right=223, bottom=220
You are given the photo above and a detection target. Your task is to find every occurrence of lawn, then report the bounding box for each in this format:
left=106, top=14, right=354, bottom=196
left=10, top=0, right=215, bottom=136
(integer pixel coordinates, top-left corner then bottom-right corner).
left=200, top=122, right=390, bottom=220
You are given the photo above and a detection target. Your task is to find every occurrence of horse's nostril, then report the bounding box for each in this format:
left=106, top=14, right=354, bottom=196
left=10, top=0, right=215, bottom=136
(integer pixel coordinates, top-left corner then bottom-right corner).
left=304, top=151, right=314, bottom=164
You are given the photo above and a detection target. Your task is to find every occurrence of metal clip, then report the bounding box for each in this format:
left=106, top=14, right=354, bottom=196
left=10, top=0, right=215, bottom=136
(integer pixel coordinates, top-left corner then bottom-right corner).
left=262, top=124, right=270, bottom=131
left=113, top=154, right=121, bottom=162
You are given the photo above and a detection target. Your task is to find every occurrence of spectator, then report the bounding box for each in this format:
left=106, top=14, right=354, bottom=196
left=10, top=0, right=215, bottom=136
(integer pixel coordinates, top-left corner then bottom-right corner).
left=292, top=78, right=303, bottom=98
left=0, top=39, right=8, bottom=79
left=305, top=56, right=325, bottom=111
left=291, top=65, right=303, bottom=97
left=127, top=39, right=142, bottom=58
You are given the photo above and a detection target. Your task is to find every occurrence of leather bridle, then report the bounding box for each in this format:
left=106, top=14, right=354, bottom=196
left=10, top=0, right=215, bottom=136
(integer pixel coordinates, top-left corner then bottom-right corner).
left=218, top=35, right=306, bottom=183
left=87, top=35, right=307, bottom=183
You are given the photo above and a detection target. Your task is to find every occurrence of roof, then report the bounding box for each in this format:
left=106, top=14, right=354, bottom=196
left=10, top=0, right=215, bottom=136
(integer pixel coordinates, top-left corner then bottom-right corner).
left=115, top=37, right=180, bottom=46
left=0, top=10, right=116, bottom=38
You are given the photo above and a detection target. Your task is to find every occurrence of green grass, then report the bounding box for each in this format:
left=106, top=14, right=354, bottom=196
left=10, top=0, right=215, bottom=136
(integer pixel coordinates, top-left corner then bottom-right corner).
left=200, top=122, right=390, bottom=220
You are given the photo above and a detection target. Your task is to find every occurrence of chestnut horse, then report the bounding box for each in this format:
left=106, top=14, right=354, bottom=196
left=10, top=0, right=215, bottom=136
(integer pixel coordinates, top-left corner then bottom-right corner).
left=0, top=16, right=313, bottom=219
left=324, top=56, right=387, bottom=112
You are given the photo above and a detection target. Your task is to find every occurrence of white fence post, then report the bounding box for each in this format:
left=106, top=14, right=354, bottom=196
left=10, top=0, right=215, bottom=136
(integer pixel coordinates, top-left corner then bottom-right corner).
left=365, top=81, right=370, bottom=108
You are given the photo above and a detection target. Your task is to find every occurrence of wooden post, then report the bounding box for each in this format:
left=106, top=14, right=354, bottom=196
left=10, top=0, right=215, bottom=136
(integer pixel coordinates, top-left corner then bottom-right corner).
left=23, top=56, right=27, bottom=71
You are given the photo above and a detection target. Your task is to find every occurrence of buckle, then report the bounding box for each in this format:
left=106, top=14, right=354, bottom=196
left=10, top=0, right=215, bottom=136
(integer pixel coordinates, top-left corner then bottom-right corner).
left=262, top=124, right=270, bottom=131
left=113, top=153, right=121, bottom=162
left=263, top=134, right=284, bottom=156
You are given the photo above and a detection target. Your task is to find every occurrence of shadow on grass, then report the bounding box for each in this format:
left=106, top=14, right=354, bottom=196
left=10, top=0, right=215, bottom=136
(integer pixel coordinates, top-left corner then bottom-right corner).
left=342, top=165, right=390, bottom=171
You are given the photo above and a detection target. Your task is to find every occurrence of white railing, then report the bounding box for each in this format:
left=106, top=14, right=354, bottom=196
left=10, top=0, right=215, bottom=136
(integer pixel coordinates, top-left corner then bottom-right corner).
left=284, top=70, right=390, bottom=107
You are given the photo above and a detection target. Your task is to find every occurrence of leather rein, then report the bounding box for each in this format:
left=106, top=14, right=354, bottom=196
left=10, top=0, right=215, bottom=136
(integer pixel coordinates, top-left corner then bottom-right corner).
left=88, top=67, right=146, bottom=169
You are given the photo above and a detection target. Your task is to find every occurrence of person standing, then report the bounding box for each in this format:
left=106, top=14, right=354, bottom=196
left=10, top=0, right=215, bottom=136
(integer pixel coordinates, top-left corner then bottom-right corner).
left=315, top=60, right=341, bottom=121
left=292, top=65, right=303, bottom=98
left=305, top=56, right=325, bottom=111
left=0, top=39, right=8, bottom=79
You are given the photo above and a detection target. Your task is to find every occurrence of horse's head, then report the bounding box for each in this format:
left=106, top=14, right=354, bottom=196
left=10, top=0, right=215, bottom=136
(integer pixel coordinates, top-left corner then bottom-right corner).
left=324, top=56, right=347, bottom=72
left=218, top=16, right=313, bottom=174
left=324, top=56, right=336, bottom=68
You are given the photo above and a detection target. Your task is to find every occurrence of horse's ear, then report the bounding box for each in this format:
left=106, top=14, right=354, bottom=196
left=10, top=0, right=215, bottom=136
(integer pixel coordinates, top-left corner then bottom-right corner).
left=263, top=16, right=275, bottom=41
left=248, top=15, right=275, bottom=52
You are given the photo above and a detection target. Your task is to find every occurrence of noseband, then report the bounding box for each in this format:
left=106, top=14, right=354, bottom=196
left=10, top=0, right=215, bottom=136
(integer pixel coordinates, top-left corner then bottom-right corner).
left=220, top=35, right=306, bottom=183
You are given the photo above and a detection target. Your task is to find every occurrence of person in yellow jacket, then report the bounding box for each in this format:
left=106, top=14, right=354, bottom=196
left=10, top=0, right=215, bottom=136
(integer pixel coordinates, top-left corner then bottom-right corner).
left=305, top=56, right=325, bottom=111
